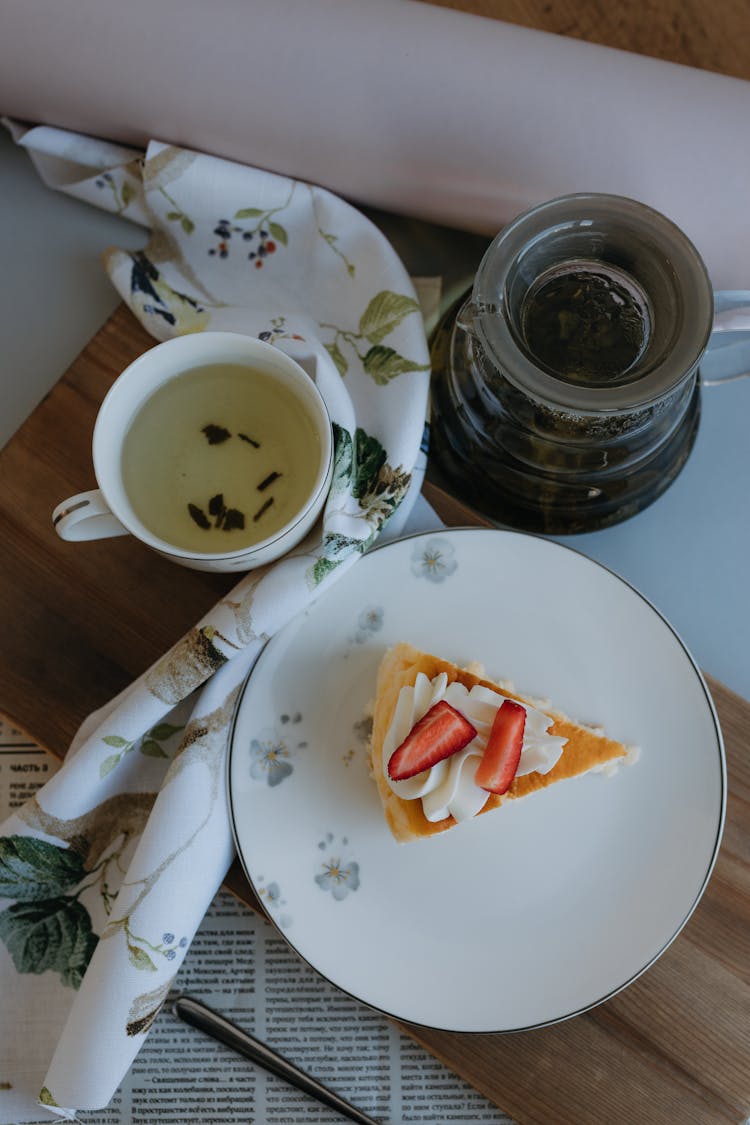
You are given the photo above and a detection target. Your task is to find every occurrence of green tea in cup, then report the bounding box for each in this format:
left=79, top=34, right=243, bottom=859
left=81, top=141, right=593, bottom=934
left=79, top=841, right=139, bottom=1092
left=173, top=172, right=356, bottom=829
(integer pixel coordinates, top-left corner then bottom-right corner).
left=121, top=362, right=324, bottom=554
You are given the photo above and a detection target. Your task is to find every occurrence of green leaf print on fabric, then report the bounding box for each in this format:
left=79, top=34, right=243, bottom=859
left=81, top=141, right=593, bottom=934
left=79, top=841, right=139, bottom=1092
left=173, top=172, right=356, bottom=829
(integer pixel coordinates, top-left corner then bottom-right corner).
left=140, top=740, right=169, bottom=758
left=95, top=171, right=137, bottom=215
left=98, top=720, right=184, bottom=777
left=268, top=221, right=288, bottom=246
left=217, top=185, right=296, bottom=264
left=307, top=187, right=357, bottom=277
left=309, top=557, right=341, bottom=586
left=158, top=184, right=195, bottom=234
left=103, top=735, right=130, bottom=749
left=358, top=291, right=421, bottom=344
left=99, top=754, right=123, bottom=778
left=351, top=429, right=387, bottom=500
left=321, top=290, right=428, bottom=382
left=321, top=532, right=362, bottom=562
left=38, top=1087, right=60, bottom=1107
left=0, top=898, right=98, bottom=988
left=363, top=345, right=431, bottom=385
left=127, top=943, right=158, bottom=972
left=0, top=836, right=88, bottom=901
left=325, top=340, right=348, bottom=377
left=121, top=180, right=137, bottom=210
left=149, top=723, right=183, bottom=741
left=0, top=838, right=101, bottom=988
left=330, top=423, right=354, bottom=495
left=328, top=424, right=409, bottom=515
left=306, top=424, right=411, bottom=589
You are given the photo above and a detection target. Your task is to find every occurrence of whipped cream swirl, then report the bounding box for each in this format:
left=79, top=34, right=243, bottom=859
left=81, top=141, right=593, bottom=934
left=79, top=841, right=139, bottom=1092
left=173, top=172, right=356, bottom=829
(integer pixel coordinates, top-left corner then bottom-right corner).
left=383, top=673, right=567, bottom=824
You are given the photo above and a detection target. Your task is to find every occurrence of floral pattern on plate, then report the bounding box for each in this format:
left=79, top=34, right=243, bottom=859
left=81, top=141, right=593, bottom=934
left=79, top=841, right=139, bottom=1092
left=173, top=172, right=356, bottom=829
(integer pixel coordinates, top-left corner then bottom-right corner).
left=410, top=537, right=458, bottom=583
left=350, top=604, right=384, bottom=646
left=315, top=834, right=360, bottom=901
left=256, top=875, right=293, bottom=929
left=249, top=712, right=307, bottom=787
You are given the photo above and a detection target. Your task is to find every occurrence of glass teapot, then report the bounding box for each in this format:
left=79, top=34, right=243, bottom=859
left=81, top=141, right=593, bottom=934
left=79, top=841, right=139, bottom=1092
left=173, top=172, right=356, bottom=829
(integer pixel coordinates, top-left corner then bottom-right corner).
left=429, top=194, right=716, bottom=533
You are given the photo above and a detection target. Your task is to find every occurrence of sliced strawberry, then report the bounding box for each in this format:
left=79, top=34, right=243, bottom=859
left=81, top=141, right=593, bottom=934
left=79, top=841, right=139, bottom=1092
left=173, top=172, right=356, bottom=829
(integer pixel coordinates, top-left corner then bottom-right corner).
left=475, top=699, right=526, bottom=794
left=387, top=701, right=477, bottom=781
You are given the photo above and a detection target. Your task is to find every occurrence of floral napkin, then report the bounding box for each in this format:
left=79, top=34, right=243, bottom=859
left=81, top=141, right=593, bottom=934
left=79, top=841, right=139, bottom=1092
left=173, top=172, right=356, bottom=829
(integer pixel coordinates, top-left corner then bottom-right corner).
left=0, top=126, right=430, bottom=1121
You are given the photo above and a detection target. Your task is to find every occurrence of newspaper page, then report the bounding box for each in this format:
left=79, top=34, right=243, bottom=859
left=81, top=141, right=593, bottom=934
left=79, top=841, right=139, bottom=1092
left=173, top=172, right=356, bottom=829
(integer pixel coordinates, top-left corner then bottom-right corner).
left=0, top=717, right=512, bottom=1125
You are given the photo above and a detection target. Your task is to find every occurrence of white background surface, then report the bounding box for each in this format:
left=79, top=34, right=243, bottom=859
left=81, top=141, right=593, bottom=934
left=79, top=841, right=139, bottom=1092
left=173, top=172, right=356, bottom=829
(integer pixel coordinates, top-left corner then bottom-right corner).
left=1, top=127, right=747, bottom=701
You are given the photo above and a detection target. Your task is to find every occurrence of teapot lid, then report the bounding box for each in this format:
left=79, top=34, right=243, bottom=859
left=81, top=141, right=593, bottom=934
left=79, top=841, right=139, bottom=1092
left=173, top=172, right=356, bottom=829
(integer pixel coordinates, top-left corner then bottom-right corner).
left=470, top=193, right=713, bottom=413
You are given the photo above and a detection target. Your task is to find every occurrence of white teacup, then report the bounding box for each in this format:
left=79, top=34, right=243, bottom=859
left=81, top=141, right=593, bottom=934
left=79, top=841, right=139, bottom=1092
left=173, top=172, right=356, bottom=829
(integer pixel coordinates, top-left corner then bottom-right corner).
left=53, top=332, right=334, bottom=572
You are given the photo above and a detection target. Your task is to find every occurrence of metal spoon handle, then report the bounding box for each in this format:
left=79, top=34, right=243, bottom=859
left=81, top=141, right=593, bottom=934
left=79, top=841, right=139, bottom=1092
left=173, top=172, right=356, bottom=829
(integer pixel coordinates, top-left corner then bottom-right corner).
left=172, top=994, right=382, bottom=1125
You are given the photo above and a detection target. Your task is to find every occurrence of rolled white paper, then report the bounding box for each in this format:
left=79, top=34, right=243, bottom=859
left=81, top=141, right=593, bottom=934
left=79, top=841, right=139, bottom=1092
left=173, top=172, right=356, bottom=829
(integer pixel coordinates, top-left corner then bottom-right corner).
left=0, top=0, right=748, bottom=287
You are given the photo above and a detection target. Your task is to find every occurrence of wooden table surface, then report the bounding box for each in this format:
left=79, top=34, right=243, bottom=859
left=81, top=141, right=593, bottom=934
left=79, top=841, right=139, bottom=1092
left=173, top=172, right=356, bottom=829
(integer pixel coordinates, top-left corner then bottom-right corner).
left=1, top=4, right=749, bottom=1124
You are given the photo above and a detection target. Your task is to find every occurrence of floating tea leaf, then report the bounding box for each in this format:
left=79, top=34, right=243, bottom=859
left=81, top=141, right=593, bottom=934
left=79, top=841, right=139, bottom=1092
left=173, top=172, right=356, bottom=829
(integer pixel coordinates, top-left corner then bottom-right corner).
left=201, top=423, right=231, bottom=445
left=221, top=508, right=246, bottom=531
left=257, top=470, right=281, bottom=491
left=187, top=503, right=211, bottom=529
left=208, top=493, right=225, bottom=518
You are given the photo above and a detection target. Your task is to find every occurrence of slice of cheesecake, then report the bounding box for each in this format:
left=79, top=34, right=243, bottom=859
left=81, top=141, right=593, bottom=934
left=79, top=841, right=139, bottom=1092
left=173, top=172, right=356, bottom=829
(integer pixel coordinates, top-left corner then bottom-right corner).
left=370, top=642, right=635, bottom=843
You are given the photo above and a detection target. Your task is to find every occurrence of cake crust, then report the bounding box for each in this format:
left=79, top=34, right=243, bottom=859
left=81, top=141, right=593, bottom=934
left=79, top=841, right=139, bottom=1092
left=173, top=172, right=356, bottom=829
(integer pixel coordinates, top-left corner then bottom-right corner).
left=370, top=642, right=629, bottom=843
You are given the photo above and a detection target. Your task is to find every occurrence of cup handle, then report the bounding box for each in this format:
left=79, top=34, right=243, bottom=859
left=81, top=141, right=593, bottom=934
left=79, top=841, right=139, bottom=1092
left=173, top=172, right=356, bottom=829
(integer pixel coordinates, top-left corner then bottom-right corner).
left=705, top=290, right=750, bottom=385
left=52, top=489, right=129, bottom=541
left=712, top=309, right=750, bottom=334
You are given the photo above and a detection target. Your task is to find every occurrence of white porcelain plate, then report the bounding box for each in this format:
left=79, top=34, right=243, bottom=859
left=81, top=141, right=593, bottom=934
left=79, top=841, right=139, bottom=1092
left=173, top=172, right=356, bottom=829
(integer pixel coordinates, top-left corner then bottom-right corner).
left=228, top=529, right=725, bottom=1032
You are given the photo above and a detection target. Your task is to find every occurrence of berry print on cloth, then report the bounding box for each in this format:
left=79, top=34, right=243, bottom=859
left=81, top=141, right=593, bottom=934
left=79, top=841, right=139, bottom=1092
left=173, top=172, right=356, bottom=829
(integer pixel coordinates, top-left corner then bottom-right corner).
left=1, top=127, right=430, bottom=1120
